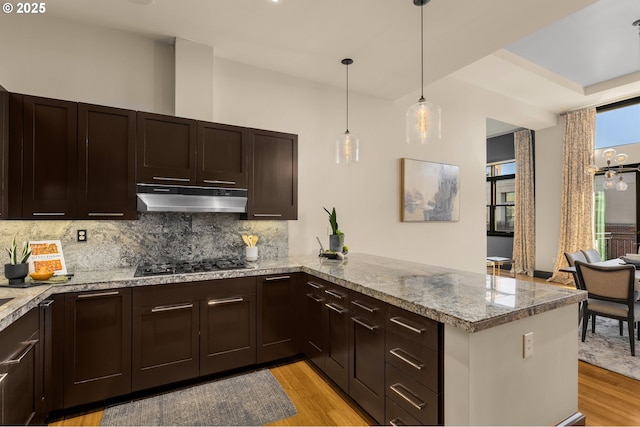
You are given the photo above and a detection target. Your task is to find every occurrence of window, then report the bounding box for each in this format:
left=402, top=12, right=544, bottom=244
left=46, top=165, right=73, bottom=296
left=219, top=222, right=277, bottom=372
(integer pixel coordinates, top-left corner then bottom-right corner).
left=487, top=162, right=516, bottom=235
left=596, top=98, right=640, bottom=149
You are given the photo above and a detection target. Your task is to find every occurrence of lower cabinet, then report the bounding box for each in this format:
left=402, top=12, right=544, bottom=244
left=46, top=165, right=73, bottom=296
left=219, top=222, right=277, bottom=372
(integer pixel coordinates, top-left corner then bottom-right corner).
left=257, top=274, right=298, bottom=363
left=322, top=281, right=349, bottom=392
left=132, top=283, right=200, bottom=391
left=299, top=277, right=326, bottom=370
left=200, top=278, right=257, bottom=375
left=62, top=289, right=131, bottom=409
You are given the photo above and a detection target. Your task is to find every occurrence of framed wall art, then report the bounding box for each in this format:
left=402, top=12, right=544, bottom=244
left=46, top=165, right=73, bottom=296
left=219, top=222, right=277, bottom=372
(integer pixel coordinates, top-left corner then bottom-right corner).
left=401, top=158, right=460, bottom=222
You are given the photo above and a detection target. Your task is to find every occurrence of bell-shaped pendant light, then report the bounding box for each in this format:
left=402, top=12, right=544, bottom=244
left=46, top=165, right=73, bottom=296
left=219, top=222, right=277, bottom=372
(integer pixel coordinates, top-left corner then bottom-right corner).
left=336, top=58, right=360, bottom=164
left=406, top=0, right=441, bottom=144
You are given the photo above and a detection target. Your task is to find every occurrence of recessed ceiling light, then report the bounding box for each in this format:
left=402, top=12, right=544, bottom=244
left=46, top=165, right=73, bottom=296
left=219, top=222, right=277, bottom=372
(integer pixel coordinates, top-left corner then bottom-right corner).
left=271, top=0, right=280, bottom=3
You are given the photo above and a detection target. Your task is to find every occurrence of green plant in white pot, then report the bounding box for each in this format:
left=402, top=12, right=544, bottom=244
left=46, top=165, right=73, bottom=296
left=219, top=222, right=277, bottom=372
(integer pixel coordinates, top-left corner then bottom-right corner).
left=324, top=207, right=345, bottom=252
left=4, top=236, right=31, bottom=286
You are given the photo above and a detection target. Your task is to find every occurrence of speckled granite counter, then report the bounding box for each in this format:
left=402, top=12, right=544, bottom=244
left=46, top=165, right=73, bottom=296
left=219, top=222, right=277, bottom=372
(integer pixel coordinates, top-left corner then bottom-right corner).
left=0, top=253, right=585, bottom=334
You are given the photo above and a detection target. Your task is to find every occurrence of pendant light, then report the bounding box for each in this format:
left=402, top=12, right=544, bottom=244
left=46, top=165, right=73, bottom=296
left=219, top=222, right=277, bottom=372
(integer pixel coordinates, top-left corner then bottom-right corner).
left=406, top=0, right=441, bottom=144
left=336, top=58, right=360, bottom=164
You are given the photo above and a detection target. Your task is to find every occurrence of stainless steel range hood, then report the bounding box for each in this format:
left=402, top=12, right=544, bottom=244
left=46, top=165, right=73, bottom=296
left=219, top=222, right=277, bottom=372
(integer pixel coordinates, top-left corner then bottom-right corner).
left=136, top=184, right=248, bottom=213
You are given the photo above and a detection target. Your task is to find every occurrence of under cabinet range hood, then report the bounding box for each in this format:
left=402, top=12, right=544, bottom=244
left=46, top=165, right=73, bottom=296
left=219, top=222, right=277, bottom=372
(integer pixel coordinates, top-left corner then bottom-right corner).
left=136, top=184, right=248, bottom=213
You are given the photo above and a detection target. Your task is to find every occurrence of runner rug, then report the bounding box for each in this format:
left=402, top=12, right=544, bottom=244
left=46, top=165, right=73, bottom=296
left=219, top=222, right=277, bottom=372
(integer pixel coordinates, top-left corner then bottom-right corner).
left=100, top=369, right=297, bottom=426
left=578, top=317, right=640, bottom=380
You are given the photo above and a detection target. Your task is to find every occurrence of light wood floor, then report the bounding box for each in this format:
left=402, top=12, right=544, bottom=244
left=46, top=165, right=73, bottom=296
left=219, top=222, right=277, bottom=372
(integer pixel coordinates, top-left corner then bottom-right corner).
left=49, top=271, right=640, bottom=426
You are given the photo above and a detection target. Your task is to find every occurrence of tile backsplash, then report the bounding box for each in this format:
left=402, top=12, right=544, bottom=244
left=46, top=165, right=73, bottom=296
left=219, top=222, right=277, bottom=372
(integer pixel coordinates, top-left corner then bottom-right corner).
left=0, top=213, right=288, bottom=272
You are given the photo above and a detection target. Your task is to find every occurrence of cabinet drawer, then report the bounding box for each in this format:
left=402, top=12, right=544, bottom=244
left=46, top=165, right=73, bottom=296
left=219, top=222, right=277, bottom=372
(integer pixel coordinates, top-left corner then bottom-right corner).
left=133, top=282, right=200, bottom=306
left=386, top=396, right=422, bottom=426
left=350, top=291, right=387, bottom=322
left=386, top=364, right=439, bottom=426
left=386, top=330, right=440, bottom=393
left=199, top=277, right=256, bottom=300
left=387, top=306, right=440, bottom=351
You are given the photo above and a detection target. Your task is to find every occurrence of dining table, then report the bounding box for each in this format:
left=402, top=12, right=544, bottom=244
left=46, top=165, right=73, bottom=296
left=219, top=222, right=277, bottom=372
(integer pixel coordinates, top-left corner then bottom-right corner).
left=561, top=257, right=640, bottom=291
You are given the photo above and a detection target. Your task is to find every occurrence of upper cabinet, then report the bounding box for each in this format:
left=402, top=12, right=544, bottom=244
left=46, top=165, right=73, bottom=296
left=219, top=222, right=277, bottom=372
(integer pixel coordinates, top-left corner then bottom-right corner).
left=78, top=103, right=136, bottom=219
left=247, top=129, right=298, bottom=220
left=0, top=88, right=8, bottom=219
left=197, top=122, right=249, bottom=189
left=136, top=112, right=197, bottom=185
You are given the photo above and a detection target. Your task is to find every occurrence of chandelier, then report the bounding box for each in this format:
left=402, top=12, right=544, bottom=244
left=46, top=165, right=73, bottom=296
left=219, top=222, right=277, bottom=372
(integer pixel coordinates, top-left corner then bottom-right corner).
left=585, top=148, right=636, bottom=191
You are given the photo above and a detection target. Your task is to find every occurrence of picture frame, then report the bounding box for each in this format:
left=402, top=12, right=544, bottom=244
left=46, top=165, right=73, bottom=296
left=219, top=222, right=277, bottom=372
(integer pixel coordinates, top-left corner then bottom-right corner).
left=401, top=158, right=460, bottom=222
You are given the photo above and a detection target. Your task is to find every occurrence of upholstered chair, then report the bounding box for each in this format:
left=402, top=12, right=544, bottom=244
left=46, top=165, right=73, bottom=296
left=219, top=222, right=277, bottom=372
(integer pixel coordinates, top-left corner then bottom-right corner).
left=581, top=248, right=603, bottom=263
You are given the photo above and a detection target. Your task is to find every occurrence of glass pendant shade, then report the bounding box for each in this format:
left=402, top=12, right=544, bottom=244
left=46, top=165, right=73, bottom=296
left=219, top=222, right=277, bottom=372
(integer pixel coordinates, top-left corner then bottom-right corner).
left=603, top=178, right=616, bottom=190
left=615, top=176, right=628, bottom=191
left=336, top=131, right=360, bottom=164
left=406, top=97, right=441, bottom=144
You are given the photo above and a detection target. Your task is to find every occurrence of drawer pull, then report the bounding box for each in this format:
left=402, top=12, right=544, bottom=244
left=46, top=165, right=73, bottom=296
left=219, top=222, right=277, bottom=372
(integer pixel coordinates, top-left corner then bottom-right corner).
left=351, top=316, right=379, bottom=331
left=307, top=293, right=324, bottom=303
left=208, top=297, right=243, bottom=306
left=389, top=383, right=427, bottom=410
left=390, top=348, right=425, bottom=371
left=203, top=180, right=236, bottom=185
left=1, top=339, right=38, bottom=366
left=0, top=373, right=7, bottom=384
left=325, top=303, right=347, bottom=314
left=152, top=303, right=194, bottom=313
left=389, top=418, right=407, bottom=426
left=307, top=281, right=323, bottom=289
left=33, top=212, right=65, bottom=216
left=78, top=290, right=119, bottom=299
left=324, top=289, right=344, bottom=300
left=390, top=317, right=425, bottom=335
left=264, top=275, right=291, bottom=281
left=88, top=212, right=125, bottom=217
left=253, top=214, right=283, bottom=217
left=153, top=176, right=190, bottom=182
left=351, top=300, right=378, bottom=313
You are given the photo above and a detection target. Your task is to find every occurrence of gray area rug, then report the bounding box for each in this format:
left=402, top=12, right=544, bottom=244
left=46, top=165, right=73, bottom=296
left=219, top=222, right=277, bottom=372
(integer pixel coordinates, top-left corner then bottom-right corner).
left=578, top=317, right=640, bottom=380
left=101, top=369, right=297, bottom=426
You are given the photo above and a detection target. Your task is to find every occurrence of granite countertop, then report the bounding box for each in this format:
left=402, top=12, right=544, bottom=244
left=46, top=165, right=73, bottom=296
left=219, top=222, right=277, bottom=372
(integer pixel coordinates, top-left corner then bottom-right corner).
left=0, top=253, right=585, bottom=334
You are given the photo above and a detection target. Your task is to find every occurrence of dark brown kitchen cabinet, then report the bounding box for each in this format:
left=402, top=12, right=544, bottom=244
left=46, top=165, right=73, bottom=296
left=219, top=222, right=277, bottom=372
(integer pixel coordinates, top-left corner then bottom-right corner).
left=137, top=111, right=197, bottom=185
left=132, top=283, right=200, bottom=391
left=0, top=87, right=8, bottom=220
left=300, top=277, right=326, bottom=370
left=322, top=281, right=350, bottom=392
left=10, top=94, right=78, bottom=219
left=349, top=291, right=387, bottom=424
left=62, top=289, right=131, bottom=409
left=0, top=305, right=50, bottom=426
left=197, top=122, right=249, bottom=189
left=77, top=103, right=136, bottom=219
left=257, top=273, right=298, bottom=363
left=247, top=130, right=297, bottom=220
left=200, top=277, right=257, bottom=375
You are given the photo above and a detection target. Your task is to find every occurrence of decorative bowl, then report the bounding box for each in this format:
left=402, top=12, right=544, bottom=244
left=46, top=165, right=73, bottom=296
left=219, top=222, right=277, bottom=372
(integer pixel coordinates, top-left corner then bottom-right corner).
left=29, top=270, right=54, bottom=281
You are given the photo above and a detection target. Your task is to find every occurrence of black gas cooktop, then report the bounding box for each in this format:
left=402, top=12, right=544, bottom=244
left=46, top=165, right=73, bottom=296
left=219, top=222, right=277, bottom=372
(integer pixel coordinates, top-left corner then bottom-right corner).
left=134, top=258, right=248, bottom=277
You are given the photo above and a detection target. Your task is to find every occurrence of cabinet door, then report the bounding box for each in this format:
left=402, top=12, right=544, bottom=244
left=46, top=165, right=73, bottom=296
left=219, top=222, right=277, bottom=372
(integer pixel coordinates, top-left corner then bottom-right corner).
left=22, top=95, right=78, bottom=219
left=0, top=308, right=40, bottom=425
left=323, top=284, right=349, bottom=392
left=197, top=122, right=249, bottom=188
left=349, top=293, right=387, bottom=424
left=132, top=284, right=199, bottom=391
left=78, top=104, right=136, bottom=219
left=0, top=88, right=8, bottom=219
left=200, top=278, right=256, bottom=375
left=257, top=274, right=298, bottom=363
left=247, top=130, right=297, bottom=220
left=63, top=289, right=131, bottom=408
left=137, top=111, right=197, bottom=185
left=300, top=277, right=325, bottom=370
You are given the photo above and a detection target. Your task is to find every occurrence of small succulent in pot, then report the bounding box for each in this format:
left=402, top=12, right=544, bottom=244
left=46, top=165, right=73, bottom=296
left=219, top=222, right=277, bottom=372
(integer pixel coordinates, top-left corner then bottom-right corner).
left=324, top=207, right=345, bottom=252
left=6, top=236, right=31, bottom=265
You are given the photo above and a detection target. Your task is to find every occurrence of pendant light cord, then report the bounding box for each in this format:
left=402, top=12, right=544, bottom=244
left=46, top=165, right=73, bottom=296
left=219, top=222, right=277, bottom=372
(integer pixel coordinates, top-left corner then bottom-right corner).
left=345, top=61, right=350, bottom=133
left=420, top=3, right=425, bottom=101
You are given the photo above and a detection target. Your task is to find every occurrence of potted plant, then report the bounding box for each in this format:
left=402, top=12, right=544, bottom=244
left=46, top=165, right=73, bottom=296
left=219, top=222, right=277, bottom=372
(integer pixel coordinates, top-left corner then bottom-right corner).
left=324, top=207, right=345, bottom=252
left=4, top=237, right=31, bottom=286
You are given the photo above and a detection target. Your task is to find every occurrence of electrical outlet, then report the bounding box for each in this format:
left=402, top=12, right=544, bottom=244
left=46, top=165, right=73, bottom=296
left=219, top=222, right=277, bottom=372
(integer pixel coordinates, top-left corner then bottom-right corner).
left=523, top=332, right=534, bottom=358
left=77, top=230, right=87, bottom=242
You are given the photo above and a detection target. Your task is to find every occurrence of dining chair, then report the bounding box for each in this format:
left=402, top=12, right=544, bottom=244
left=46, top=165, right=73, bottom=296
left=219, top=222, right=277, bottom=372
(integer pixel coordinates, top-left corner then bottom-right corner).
left=564, top=251, right=589, bottom=323
left=581, top=248, right=603, bottom=263
left=575, top=261, right=640, bottom=356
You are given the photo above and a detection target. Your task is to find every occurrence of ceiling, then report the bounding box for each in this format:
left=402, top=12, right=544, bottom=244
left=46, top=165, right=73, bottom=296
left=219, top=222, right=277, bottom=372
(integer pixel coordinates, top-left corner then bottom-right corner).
left=41, top=0, right=640, bottom=130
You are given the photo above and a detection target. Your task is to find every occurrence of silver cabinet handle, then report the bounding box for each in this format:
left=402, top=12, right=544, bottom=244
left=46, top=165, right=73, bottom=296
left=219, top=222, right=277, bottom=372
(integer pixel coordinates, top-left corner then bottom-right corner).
left=33, top=212, right=65, bottom=216
left=78, top=290, right=120, bottom=299
left=1, top=339, right=38, bottom=366
left=351, top=300, right=378, bottom=313
left=307, top=294, right=323, bottom=303
left=265, top=275, right=290, bottom=281
left=389, top=383, right=426, bottom=410
left=39, top=299, right=54, bottom=308
left=324, top=289, right=344, bottom=300
left=151, top=303, right=194, bottom=313
left=253, top=214, right=283, bottom=217
left=0, top=373, right=7, bottom=385
left=88, top=212, right=125, bottom=217
left=389, top=348, right=424, bottom=371
left=390, top=317, right=425, bottom=335
left=203, top=180, right=236, bottom=185
left=389, top=417, right=407, bottom=426
left=351, top=316, right=379, bottom=331
left=325, top=303, right=347, bottom=314
left=208, top=297, right=243, bottom=306
left=152, top=176, right=190, bottom=182
left=307, top=281, right=323, bottom=289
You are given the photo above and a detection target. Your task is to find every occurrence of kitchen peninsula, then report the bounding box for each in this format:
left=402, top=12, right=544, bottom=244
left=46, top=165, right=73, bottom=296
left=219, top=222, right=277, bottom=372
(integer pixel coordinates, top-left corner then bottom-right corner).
left=0, top=253, right=585, bottom=426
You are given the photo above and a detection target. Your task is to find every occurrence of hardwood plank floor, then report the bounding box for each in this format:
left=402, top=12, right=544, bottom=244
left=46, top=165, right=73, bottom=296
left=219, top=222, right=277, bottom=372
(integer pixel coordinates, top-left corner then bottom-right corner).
left=50, top=271, right=640, bottom=426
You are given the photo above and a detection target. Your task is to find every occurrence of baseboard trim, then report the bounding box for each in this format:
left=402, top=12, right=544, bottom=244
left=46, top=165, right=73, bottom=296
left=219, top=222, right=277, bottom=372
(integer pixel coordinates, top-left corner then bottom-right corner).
left=534, top=270, right=552, bottom=280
